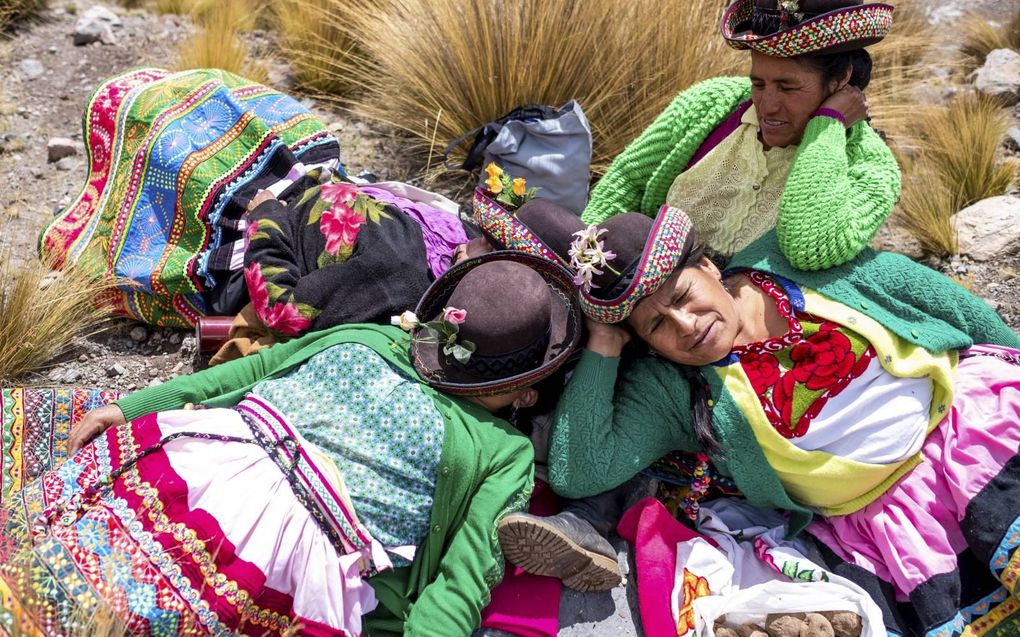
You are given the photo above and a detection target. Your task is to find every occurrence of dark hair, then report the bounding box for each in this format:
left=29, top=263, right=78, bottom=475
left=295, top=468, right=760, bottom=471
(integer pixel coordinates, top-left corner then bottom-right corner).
left=798, top=49, right=873, bottom=91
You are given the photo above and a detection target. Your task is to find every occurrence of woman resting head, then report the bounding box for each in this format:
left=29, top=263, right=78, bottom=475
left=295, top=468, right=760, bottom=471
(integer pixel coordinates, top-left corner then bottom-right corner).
left=11, top=252, right=581, bottom=636
left=544, top=202, right=1020, bottom=636
left=583, top=0, right=900, bottom=269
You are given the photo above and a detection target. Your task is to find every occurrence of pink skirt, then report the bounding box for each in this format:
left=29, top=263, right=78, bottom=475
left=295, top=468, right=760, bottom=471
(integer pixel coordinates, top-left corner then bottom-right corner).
left=808, top=344, right=1020, bottom=635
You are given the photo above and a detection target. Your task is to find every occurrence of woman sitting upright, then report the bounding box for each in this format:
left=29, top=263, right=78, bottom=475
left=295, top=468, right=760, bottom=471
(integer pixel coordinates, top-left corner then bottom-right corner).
left=584, top=0, right=900, bottom=270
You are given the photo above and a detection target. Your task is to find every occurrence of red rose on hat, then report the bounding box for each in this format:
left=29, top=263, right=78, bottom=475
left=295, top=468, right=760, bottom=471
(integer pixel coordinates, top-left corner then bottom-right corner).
left=790, top=327, right=855, bottom=390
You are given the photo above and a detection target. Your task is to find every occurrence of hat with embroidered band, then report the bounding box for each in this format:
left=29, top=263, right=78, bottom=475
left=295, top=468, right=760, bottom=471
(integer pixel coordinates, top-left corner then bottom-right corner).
left=409, top=251, right=583, bottom=397
left=576, top=206, right=698, bottom=324
left=473, top=188, right=586, bottom=268
left=721, top=0, right=894, bottom=58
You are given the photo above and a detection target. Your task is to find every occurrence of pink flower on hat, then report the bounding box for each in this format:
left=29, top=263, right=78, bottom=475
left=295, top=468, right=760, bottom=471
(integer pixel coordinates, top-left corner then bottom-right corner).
left=442, top=306, right=467, bottom=325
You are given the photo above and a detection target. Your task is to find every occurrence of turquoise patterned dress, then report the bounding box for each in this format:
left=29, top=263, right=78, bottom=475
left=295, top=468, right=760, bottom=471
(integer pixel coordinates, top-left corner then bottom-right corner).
left=251, top=342, right=445, bottom=553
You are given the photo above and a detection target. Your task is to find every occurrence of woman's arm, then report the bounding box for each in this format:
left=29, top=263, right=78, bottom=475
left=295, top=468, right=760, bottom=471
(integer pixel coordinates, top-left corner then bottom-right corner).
left=776, top=115, right=901, bottom=271
left=402, top=426, right=534, bottom=636
left=548, top=326, right=698, bottom=499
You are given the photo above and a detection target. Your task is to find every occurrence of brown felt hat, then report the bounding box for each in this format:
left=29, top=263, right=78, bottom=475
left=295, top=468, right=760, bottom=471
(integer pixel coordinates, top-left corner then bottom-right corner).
left=411, top=251, right=582, bottom=396
left=721, top=0, right=894, bottom=57
left=473, top=188, right=585, bottom=268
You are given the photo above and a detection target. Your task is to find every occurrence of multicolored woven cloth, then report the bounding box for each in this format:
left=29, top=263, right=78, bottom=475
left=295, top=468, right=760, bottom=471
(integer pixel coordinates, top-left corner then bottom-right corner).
left=0, top=387, right=119, bottom=507
left=38, top=68, right=342, bottom=328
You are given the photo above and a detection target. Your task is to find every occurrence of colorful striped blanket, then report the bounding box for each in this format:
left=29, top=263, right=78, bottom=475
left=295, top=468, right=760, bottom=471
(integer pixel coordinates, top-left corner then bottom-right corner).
left=38, top=68, right=341, bottom=328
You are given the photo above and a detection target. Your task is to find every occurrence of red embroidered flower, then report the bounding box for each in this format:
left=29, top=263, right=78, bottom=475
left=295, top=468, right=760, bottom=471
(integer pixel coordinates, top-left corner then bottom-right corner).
left=789, top=328, right=855, bottom=390
left=245, top=218, right=260, bottom=242
left=320, top=202, right=365, bottom=256
left=244, top=262, right=269, bottom=313
left=262, top=302, right=313, bottom=336
left=740, top=351, right=781, bottom=395
left=319, top=182, right=359, bottom=205
left=771, top=372, right=796, bottom=428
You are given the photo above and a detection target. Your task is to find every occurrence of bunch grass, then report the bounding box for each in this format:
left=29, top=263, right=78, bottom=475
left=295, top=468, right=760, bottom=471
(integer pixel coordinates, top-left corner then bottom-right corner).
left=272, top=0, right=371, bottom=97
left=174, top=0, right=268, bottom=83
left=0, top=250, right=114, bottom=383
left=896, top=92, right=1016, bottom=257
left=959, top=10, right=1020, bottom=69
left=341, top=0, right=743, bottom=176
left=0, top=0, right=48, bottom=31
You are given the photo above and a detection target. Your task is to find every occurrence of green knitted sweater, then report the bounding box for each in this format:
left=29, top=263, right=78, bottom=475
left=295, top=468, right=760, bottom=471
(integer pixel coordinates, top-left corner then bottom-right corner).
left=582, top=77, right=902, bottom=271
left=549, top=232, right=1020, bottom=535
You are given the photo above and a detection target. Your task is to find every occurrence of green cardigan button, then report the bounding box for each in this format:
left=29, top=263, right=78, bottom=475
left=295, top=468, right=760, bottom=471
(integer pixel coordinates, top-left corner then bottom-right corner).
left=432, top=524, right=442, bottom=533
left=860, top=301, right=869, bottom=310
left=441, top=466, right=451, bottom=476
left=911, top=329, right=920, bottom=338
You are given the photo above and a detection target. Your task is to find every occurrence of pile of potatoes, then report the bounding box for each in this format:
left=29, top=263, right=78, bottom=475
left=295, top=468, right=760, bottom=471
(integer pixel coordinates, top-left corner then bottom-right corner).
left=713, top=611, right=863, bottom=637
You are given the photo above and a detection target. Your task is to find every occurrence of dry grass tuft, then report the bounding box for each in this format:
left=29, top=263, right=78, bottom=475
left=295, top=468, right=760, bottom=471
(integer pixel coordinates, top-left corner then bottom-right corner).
left=0, top=251, right=114, bottom=383
left=273, top=0, right=371, bottom=97
left=174, top=0, right=268, bottom=83
left=896, top=92, right=1017, bottom=257
left=960, top=10, right=1020, bottom=69
left=155, top=0, right=197, bottom=15
left=0, top=0, right=48, bottom=31
left=340, top=0, right=743, bottom=176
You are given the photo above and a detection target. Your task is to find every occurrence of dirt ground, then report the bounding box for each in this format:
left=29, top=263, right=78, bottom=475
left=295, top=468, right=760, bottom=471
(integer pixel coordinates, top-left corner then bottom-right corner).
left=0, top=1, right=1019, bottom=634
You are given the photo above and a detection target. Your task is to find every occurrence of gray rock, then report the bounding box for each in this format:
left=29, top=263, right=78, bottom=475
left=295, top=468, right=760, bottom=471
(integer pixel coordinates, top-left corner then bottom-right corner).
left=73, top=6, right=122, bottom=46
left=18, top=59, right=45, bottom=80
left=169, top=332, right=182, bottom=345
left=148, top=378, right=163, bottom=388
left=952, top=195, right=1020, bottom=261
left=47, top=137, right=81, bottom=163
left=55, top=157, right=77, bottom=172
left=975, top=49, right=1020, bottom=105
left=48, top=368, right=65, bottom=382
left=148, top=367, right=159, bottom=378
left=107, top=363, right=127, bottom=377
left=78, top=354, right=89, bottom=363
left=129, top=325, right=148, bottom=342
left=1006, top=127, right=1020, bottom=152
left=62, top=369, right=82, bottom=383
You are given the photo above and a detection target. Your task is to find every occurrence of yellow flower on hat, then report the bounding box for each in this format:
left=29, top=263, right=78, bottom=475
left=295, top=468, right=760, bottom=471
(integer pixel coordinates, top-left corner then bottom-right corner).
left=484, top=163, right=504, bottom=194
left=512, top=177, right=526, bottom=197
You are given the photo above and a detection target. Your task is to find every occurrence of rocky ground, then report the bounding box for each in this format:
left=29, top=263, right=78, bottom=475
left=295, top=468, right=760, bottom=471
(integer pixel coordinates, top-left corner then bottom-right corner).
left=0, top=0, right=1019, bottom=635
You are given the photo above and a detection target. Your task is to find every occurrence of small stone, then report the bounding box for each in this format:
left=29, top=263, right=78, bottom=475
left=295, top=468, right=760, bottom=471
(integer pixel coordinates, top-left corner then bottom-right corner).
left=55, top=157, right=77, bottom=172
left=78, top=354, right=89, bottom=362
left=125, top=383, right=137, bottom=391
left=18, top=59, right=45, bottom=80
left=952, top=196, right=1020, bottom=261
left=73, top=5, right=122, bottom=46
left=801, top=613, right=834, bottom=637
left=767, top=614, right=807, bottom=637
left=148, top=367, right=159, bottom=378
left=821, top=612, right=862, bottom=637
left=172, top=361, right=184, bottom=373
left=148, top=378, right=162, bottom=388
left=47, top=137, right=81, bottom=163
left=716, top=628, right=740, bottom=637
left=169, top=332, right=182, bottom=345
left=129, top=326, right=148, bottom=342
left=738, top=625, right=770, bottom=637
left=974, top=49, right=1020, bottom=105
left=1006, top=127, right=1020, bottom=153
left=48, top=368, right=65, bottom=382
left=48, top=46, right=58, bottom=54
left=107, top=363, right=127, bottom=377
left=62, top=369, right=82, bottom=383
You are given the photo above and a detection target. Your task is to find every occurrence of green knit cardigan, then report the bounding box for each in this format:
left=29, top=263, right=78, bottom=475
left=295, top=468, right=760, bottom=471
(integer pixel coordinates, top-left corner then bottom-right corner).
left=548, top=232, right=1020, bottom=536
left=116, top=324, right=534, bottom=637
left=582, top=77, right=902, bottom=271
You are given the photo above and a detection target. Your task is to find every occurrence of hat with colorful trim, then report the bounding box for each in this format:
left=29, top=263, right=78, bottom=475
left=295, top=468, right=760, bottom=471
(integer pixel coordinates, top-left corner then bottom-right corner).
left=721, top=0, right=894, bottom=58
left=407, top=251, right=582, bottom=397
left=472, top=188, right=585, bottom=268
left=577, top=206, right=698, bottom=324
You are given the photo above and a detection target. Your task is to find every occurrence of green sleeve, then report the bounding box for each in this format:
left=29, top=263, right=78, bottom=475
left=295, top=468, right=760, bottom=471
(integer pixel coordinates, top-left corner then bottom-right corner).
left=113, top=328, right=338, bottom=420
left=777, top=116, right=901, bottom=271
left=582, top=77, right=751, bottom=224
left=403, top=429, right=533, bottom=636
left=548, top=350, right=696, bottom=499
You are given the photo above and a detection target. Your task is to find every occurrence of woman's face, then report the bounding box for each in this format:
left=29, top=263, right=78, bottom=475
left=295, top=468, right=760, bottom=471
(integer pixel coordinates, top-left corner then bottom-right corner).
left=453, top=237, right=495, bottom=264
left=749, top=51, right=839, bottom=149
left=627, top=258, right=741, bottom=366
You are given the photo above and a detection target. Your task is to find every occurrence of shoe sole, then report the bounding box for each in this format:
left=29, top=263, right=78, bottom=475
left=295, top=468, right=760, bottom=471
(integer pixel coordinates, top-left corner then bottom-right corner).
left=497, top=516, right=623, bottom=593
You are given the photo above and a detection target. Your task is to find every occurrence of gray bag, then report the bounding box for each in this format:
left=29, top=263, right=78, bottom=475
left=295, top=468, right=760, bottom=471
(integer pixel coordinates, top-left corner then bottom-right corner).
left=446, top=101, right=593, bottom=214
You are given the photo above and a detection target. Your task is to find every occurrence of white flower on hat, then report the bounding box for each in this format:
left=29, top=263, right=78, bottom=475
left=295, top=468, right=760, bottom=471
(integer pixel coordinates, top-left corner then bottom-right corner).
left=391, top=310, right=419, bottom=331
left=568, top=224, right=618, bottom=292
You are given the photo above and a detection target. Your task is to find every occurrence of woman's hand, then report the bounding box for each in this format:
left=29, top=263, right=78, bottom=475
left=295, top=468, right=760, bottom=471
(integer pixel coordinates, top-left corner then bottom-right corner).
left=820, top=85, right=870, bottom=128
left=585, top=318, right=631, bottom=358
left=246, top=189, right=280, bottom=213
left=68, top=404, right=127, bottom=455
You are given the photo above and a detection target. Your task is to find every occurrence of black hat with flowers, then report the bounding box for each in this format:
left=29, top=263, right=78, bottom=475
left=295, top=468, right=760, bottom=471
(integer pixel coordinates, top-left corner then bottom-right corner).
left=721, top=0, right=893, bottom=58
left=474, top=192, right=586, bottom=268
left=407, top=251, right=582, bottom=396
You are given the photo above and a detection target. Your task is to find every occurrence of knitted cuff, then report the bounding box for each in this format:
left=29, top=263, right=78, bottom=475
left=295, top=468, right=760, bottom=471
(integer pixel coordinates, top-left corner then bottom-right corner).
left=813, top=108, right=847, bottom=127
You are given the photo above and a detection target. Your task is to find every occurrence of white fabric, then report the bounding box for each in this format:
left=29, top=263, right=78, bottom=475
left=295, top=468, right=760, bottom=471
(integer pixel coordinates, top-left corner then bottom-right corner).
left=368, top=181, right=462, bottom=216
left=667, top=498, right=886, bottom=636
left=158, top=407, right=378, bottom=635
left=791, top=356, right=931, bottom=463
